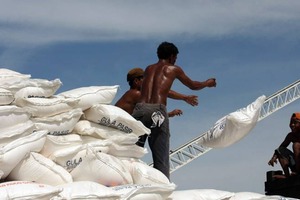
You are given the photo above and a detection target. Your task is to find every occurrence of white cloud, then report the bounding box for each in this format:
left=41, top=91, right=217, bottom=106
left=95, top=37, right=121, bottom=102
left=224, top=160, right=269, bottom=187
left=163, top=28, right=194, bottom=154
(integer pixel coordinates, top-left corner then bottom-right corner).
left=0, top=0, right=300, bottom=47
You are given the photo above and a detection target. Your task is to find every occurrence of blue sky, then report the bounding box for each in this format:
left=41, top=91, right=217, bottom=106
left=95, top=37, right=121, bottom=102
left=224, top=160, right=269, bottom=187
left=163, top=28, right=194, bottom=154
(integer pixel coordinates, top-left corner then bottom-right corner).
left=1, top=0, right=300, bottom=194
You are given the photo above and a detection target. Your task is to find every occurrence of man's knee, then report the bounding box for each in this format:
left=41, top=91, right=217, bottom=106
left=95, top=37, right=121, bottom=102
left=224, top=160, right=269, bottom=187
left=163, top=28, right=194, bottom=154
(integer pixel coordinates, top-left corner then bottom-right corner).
left=276, top=147, right=293, bottom=158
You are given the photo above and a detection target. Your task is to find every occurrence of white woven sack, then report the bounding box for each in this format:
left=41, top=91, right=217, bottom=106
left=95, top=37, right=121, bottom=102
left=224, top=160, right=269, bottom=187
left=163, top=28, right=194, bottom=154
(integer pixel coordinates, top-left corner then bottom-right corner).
left=73, top=120, right=139, bottom=145
left=50, top=145, right=88, bottom=173
left=0, top=181, right=62, bottom=200
left=7, top=152, right=73, bottom=186
left=0, top=68, right=31, bottom=86
left=129, top=160, right=170, bottom=185
left=119, top=158, right=147, bottom=176
left=14, top=96, right=79, bottom=117
left=80, top=136, right=112, bottom=152
left=4, top=78, right=61, bottom=96
left=13, top=78, right=62, bottom=99
left=169, top=189, right=234, bottom=200
left=0, top=105, right=31, bottom=130
left=58, top=85, right=119, bottom=111
left=0, top=130, right=47, bottom=179
left=15, top=87, right=56, bottom=99
left=0, top=88, right=14, bottom=105
left=0, top=68, right=30, bottom=76
left=32, top=108, right=83, bottom=135
left=0, top=120, right=36, bottom=147
left=70, top=147, right=133, bottom=187
left=108, top=142, right=147, bottom=159
left=52, top=181, right=120, bottom=200
left=229, top=192, right=265, bottom=200
left=84, top=104, right=150, bottom=136
left=112, top=183, right=176, bottom=200
left=50, top=142, right=110, bottom=173
left=40, top=134, right=83, bottom=158
left=199, top=95, right=266, bottom=148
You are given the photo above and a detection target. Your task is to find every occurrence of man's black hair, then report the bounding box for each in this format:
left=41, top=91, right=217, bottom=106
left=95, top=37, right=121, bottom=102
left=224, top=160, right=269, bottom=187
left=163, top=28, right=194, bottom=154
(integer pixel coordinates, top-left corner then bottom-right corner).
left=157, top=42, right=179, bottom=59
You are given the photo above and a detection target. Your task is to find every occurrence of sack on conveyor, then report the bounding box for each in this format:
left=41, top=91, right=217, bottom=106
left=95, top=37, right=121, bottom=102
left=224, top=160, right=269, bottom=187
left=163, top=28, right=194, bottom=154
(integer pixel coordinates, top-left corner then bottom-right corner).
left=199, top=95, right=266, bottom=148
left=32, top=108, right=83, bottom=135
left=52, top=181, right=121, bottom=200
left=111, top=183, right=176, bottom=200
left=0, top=105, right=31, bottom=130
left=70, top=146, right=133, bottom=187
left=83, top=104, right=150, bottom=136
left=14, top=96, right=79, bottom=117
left=7, top=152, right=73, bottom=186
left=0, top=181, right=62, bottom=200
left=58, top=85, right=119, bottom=111
left=73, top=120, right=139, bottom=145
left=0, top=120, right=36, bottom=147
left=0, top=88, right=14, bottom=105
left=0, top=130, right=47, bottom=179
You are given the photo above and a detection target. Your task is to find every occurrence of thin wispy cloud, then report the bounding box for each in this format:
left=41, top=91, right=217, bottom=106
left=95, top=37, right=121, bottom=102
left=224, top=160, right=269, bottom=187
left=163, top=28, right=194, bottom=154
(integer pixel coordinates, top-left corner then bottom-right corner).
left=0, top=1, right=299, bottom=194
left=0, top=0, right=300, bottom=47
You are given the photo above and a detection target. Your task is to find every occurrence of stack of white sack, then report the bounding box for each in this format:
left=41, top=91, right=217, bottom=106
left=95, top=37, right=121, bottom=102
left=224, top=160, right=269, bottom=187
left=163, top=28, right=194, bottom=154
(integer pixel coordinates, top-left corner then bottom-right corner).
left=0, top=68, right=178, bottom=200
left=0, top=69, right=294, bottom=200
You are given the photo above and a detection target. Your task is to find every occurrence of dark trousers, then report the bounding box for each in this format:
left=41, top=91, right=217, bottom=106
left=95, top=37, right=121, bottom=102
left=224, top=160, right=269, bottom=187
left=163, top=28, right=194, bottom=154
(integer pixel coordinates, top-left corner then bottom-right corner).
left=132, top=103, right=170, bottom=179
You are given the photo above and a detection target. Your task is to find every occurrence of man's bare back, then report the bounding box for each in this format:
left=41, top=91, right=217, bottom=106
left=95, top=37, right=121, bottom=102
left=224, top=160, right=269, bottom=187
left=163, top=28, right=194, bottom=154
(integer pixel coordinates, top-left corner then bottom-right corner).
left=140, top=62, right=176, bottom=105
left=140, top=60, right=216, bottom=106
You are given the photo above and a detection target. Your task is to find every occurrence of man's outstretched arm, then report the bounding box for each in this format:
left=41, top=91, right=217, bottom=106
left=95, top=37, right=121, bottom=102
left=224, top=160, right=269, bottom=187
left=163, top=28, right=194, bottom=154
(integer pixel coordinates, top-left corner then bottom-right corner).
left=168, top=90, right=198, bottom=106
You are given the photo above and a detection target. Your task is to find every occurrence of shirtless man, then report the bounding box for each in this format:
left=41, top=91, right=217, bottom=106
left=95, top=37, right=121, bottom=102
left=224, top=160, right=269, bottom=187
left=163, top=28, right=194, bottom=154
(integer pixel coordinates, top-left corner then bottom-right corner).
left=115, top=67, right=198, bottom=147
left=132, top=42, right=217, bottom=179
left=115, top=67, right=198, bottom=115
left=268, top=113, right=300, bottom=178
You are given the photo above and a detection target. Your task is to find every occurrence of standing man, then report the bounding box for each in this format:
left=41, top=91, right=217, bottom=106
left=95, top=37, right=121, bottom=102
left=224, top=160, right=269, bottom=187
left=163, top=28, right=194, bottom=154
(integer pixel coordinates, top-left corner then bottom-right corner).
left=132, top=41, right=217, bottom=179
left=115, top=67, right=198, bottom=147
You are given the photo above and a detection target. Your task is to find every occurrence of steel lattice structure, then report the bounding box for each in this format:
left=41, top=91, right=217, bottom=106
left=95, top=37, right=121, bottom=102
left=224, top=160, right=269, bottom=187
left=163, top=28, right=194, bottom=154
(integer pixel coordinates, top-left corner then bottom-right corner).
left=149, top=79, right=300, bottom=173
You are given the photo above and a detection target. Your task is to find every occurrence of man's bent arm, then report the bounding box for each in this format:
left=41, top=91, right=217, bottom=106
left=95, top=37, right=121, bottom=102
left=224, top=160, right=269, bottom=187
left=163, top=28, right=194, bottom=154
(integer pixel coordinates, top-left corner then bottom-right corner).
left=168, top=90, right=198, bottom=106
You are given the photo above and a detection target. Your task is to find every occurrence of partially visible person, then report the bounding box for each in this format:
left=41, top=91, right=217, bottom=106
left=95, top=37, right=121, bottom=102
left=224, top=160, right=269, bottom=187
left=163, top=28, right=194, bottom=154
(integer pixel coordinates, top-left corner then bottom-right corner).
left=115, top=67, right=199, bottom=147
left=115, top=68, right=145, bottom=114
left=268, top=113, right=300, bottom=178
left=132, top=41, right=217, bottom=179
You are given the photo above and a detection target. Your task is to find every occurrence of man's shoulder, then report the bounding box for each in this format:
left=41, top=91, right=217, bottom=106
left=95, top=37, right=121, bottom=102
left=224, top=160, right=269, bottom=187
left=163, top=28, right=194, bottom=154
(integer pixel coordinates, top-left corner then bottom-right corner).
left=125, top=89, right=141, bottom=97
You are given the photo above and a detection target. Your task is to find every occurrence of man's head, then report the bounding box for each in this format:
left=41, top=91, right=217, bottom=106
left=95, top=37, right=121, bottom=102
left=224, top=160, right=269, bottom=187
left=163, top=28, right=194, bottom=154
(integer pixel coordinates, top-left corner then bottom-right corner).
left=290, top=112, right=300, bottom=133
left=157, top=42, right=179, bottom=62
left=127, top=68, right=144, bottom=88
